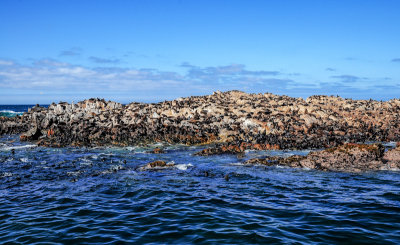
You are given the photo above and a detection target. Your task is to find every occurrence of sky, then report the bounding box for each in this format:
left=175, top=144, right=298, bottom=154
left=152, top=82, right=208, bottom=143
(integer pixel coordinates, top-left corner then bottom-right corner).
left=0, top=0, right=399, bottom=104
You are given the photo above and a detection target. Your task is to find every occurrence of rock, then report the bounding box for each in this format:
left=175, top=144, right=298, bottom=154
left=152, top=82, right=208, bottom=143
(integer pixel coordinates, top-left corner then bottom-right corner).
left=148, top=148, right=165, bottom=154
left=244, top=143, right=387, bottom=172
left=382, top=145, right=400, bottom=170
left=224, top=174, right=230, bottom=181
left=195, top=142, right=280, bottom=156
left=301, top=143, right=385, bottom=172
left=138, top=160, right=175, bottom=170
left=244, top=155, right=306, bottom=167
left=20, top=127, right=42, bottom=141
left=195, top=144, right=243, bottom=156
left=2, top=91, right=400, bottom=150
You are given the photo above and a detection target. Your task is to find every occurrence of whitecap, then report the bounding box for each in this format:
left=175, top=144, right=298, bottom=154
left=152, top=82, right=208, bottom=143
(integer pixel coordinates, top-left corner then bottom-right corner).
left=230, top=162, right=245, bottom=166
left=0, top=144, right=37, bottom=151
left=0, top=110, right=24, bottom=115
left=20, top=158, right=29, bottom=163
left=80, top=159, right=93, bottom=166
left=90, top=154, right=99, bottom=160
left=0, top=172, right=13, bottom=178
left=0, top=110, right=23, bottom=113
left=175, top=163, right=193, bottom=171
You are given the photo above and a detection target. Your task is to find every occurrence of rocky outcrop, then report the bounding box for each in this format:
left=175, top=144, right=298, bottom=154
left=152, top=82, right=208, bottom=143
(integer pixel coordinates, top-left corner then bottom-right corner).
left=1, top=91, right=400, bottom=149
left=244, top=155, right=306, bottom=167
left=244, top=143, right=400, bottom=172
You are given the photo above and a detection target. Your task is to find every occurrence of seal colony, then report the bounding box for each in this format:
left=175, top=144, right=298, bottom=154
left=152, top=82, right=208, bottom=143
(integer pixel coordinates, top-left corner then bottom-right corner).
left=1, top=90, right=400, bottom=172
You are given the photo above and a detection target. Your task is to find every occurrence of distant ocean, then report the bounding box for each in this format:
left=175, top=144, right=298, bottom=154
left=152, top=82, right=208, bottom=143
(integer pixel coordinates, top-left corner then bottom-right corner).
left=0, top=105, right=48, bottom=117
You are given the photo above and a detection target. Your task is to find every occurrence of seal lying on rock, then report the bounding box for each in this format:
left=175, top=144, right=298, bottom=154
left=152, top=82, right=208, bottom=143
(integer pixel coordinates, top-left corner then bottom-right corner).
left=244, top=143, right=399, bottom=172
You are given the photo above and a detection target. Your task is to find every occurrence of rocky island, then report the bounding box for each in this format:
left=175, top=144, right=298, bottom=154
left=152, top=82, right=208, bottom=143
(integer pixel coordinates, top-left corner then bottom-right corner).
left=1, top=90, right=400, bottom=172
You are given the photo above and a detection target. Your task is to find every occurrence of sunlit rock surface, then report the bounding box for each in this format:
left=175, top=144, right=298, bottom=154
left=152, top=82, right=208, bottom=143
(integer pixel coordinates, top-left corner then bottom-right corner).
left=1, top=91, right=400, bottom=150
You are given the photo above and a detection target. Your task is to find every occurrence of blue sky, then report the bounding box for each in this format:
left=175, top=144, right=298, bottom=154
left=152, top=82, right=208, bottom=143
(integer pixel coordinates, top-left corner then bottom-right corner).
left=0, top=0, right=399, bottom=104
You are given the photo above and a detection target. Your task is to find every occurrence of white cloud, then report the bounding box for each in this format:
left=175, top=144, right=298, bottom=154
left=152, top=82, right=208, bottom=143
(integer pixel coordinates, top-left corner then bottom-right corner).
left=5, top=59, right=394, bottom=102
left=0, top=59, right=14, bottom=66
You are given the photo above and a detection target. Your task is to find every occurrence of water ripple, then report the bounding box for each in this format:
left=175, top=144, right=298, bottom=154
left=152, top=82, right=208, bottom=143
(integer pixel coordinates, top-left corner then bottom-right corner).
left=0, top=136, right=400, bottom=243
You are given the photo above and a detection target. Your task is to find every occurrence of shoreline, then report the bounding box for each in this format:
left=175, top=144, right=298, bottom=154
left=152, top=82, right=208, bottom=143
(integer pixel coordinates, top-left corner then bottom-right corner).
left=1, top=90, right=400, bottom=172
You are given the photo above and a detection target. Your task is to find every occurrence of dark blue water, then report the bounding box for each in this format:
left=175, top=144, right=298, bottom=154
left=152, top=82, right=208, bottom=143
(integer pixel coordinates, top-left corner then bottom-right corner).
left=0, top=105, right=48, bottom=117
left=1, top=106, right=400, bottom=244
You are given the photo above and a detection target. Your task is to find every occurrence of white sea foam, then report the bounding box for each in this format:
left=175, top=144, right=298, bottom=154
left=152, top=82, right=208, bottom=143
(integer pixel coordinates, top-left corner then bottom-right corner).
left=0, top=172, right=13, bottom=178
left=125, top=146, right=147, bottom=153
left=90, top=154, right=99, bottom=160
left=230, top=162, right=245, bottom=166
left=0, top=110, right=24, bottom=114
left=20, top=158, right=29, bottom=163
left=175, top=163, right=193, bottom=171
left=80, top=158, right=93, bottom=166
left=0, top=144, right=37, bottom=151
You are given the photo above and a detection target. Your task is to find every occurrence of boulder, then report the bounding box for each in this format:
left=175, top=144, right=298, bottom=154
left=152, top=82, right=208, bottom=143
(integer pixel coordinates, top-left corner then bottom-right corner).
left=138, top=160, right=175, bottom=171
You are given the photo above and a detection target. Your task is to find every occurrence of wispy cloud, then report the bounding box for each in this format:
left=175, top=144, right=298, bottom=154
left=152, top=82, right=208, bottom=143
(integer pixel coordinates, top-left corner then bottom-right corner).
left=183, top=63, right=281, bottom=80
left=331, top=75, right=361, bottom=83
left=0, top=59, right=14, bottom=66
left=0, top=59, right=185, bottom=91
left=0, top=60, right=292, bottom=97
left=326, top=68, right=336, bottom=72
left=0, top=59, right=398, bottom=103
left=89, top=56, right=120, bottom=64
left=59, top=47, right=82, bottom=57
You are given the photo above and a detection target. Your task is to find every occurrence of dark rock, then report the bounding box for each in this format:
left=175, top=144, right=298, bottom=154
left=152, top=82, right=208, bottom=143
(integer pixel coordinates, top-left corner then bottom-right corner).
left=20, top=127, right=42, bottom=141
left=2, top=91, right=400, bottom=151
left=138, top=160, right=175, bottom=171
left=148, top=148, right=165, bottom=154
left=245, top=143, right=389, bottom=172
left=224, top=174, right=230, bottom=181
left=195, top=144, right=243, bottom=156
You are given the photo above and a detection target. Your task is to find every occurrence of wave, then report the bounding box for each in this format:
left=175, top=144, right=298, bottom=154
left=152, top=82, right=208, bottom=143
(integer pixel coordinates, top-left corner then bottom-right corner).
left=0, top=144, right=37, bottom=151
left=175, top=163, right=193, bottom=170
left=0, top=110, right=24, bottom=117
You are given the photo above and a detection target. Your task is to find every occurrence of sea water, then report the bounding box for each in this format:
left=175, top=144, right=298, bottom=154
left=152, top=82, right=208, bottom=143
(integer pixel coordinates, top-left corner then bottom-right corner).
left=0, top=106, right=399, bottom=244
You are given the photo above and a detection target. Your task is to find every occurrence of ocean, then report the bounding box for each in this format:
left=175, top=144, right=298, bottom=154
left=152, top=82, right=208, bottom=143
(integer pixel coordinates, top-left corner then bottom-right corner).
left=1, top=105, right=400, bottom=244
